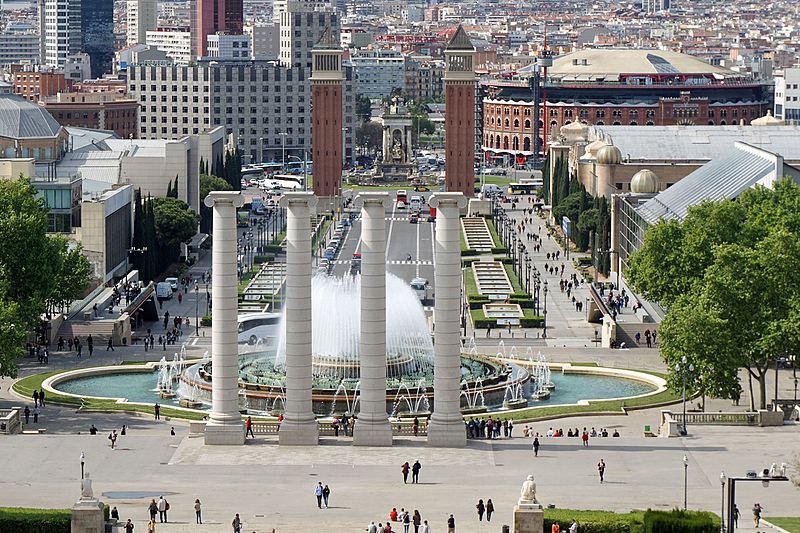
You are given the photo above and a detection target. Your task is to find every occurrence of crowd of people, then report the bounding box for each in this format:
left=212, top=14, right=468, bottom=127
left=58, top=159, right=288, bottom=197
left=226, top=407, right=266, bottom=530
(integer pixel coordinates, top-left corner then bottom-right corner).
left=466, top=416, right=514, bottom=439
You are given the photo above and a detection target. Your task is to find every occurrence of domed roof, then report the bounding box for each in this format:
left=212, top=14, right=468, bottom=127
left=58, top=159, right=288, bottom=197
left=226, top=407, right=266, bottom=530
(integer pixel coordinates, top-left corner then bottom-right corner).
left=630, top=169, right=659, bottom=194
left=751, top=110, right=784, bottom=126
left=596, top=145, right=622, bottom=165
left=0, top=94, right=62, bottom=139
left=581, top=139, right=607, bottom=159
left=561, top=121, right=589, bottom=142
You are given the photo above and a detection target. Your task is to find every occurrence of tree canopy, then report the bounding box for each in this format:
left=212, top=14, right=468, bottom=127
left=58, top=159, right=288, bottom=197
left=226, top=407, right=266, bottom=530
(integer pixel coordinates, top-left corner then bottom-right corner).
left=199, top=174, right=233, bottom=233
left=152, top=197, right=200, bottom=246
left=355, top=121, right=382, bottom=156
left=626, top=178, right=800, bottom=409
left=0, top=177, right=91, bottom=376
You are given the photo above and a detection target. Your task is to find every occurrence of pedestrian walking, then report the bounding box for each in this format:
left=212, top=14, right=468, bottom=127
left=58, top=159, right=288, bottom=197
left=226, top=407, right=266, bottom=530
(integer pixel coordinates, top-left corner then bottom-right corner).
left=157, top=495, right=168, bottom=522
left=232, top=513, right=242, bottom=533
left=486, top=499, right=494, bottom=522
left=401, top=461, right=410, bottom=484
left=23, top=405, right=30, bottom=424
left=194, top=499, right=202, bottom=524
left=582, top=431, right=589, bottom=447
left=107, top=338, right=115, bottom=351
left=447, top=513, right=455, bottom=533
left=315, top=482, right=324, bottom=508
left=39, top=389, right=45, bottom=407
left=148, top=499, right=158, bottom=522
left=733, top=505, right=739, bottom=527
left=124, top=519, right=134, bottom=533
left=412, top=510, right=422, bottom=533
left=753, top=503, right=763, bottom=528
left=533, top=437, right=540, bottom=456
left=154, top=403, right=160, bottom=420
left=476, top=499, right=485, bottom=521
left=403, top=509, right=411, bottom=533
left=32, top=390, right=39, bottom=407
left=597, top=459, right=606, bottom=483
left=569, top=519, right=578, bottom=533
left=413, top=416, right=419, bottom=437
left=108, top=430, right=117, bottom=449
left=246, top=416, right=255, bottom=438
left=420, top=520, right=431, bottom=533
left=322, top=484, right=331, bottom=508
left=412, top=460, right=421, bottom=483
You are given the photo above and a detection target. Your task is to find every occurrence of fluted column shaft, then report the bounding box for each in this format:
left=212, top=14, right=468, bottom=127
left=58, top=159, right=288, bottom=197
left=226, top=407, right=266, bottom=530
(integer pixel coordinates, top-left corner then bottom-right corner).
left=204, top=191, right=245, bottom=445
left=427, top=192, right=467, bottom=447
left=279, top=192, right=319, bottom=445
left=353, top=192, right=392, bottom=446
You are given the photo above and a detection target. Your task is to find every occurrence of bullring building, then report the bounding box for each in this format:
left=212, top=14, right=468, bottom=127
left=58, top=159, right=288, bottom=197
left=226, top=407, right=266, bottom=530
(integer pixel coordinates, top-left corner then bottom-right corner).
left=481, top=49, right=773, bottom=162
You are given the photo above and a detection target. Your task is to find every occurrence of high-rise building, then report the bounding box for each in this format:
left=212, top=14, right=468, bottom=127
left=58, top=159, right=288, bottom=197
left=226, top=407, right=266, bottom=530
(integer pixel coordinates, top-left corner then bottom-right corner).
left=350, top=48, right=406, bottom=99
left=81, top=0, right=114, bottom=78
left=38, top=0, right=82, bottom=69
left=127, top=0, right=158, bottom=46
left=774, top=68, right=800, bottom=122
left=146, top=29, right=193, bottom=65
left=643, top=0, right=669, bottom=13
left=193, top=0, right=244, bottom=58
left=206, top=34, right=251, bottom=59
left=443, top=25, right=476, bottom=198
left=244, top=24, right=280, bottom=61
left=279, top=1, right=339, bottom=69
left=0, top=23, right=41, bottom=67
left=38, top=0, right=113, bottom=77
left=310, top=27, right=343, bottom=200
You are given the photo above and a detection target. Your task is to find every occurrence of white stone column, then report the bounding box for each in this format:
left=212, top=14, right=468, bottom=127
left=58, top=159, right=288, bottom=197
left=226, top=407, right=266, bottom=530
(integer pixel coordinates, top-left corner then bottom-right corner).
left=427, top=192, right=468, bottom=447
left=353, top=192, right=393, bottom=446
left=279, top=192, right=319, bottom=445
left=204, top=191, right=245, bottom=445
left=405, top=128, right=413, bottom=164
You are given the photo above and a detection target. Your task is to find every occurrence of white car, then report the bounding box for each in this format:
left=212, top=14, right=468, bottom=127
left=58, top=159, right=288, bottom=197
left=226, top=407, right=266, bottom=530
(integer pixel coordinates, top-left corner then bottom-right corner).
left=164, top=277, right=178, bottom=291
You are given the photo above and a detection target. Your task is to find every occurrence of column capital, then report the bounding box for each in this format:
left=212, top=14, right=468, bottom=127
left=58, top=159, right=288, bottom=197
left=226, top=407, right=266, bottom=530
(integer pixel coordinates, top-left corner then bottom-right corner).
left=280, top=191, right=318, bottom=208
left=204, top=191, right=244, bottom=209
left=429, top=192, right=467, bottom=209
left=355, top=191, right=391, bottom=209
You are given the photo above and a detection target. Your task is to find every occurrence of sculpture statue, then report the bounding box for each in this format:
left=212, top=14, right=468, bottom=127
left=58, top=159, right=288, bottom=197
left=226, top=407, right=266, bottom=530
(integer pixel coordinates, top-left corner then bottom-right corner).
left=80, top=473, right=94, bottom=500
left=391, top=142, right=404, bottom=161
left=519, top=474, right=537, bottom=504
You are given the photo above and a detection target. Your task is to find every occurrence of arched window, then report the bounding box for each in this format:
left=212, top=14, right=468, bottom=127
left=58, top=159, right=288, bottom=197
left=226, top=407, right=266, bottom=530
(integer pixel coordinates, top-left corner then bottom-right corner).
left=523, top=137, right=531, bottom=151
left=505, top=119, right=510, bottom=127
left=513, top=137, right=519, bottom=150
left=646, top=121, right=654, bottom=126
left=596, top=121, right=604, bottom=126
left=514, top=119, right=520, bottom=128
left=629, top=121, right=638, bottom=126
left=719, top=120, right=726, bottom=125
left=524, top=119, right=531, bottom=129
left=708, top=120, right=715, bottom=125
left=503, top=136, right=509, bottom=150
left=612, top=121, right=621, bottom=126
left=495, top=135, right=501, bottom=148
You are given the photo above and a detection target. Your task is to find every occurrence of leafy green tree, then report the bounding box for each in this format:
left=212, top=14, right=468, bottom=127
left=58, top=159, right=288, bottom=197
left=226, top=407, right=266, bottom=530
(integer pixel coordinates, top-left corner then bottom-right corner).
left=199, top=174, right=233, bottom=233
left=355, top=121, right=383, bottom=156
left=627, top=179, right=800, bottom=409
left=152, top=197, right=200, bottom=246
left=355, top=93, right=372, bottom=122
left=0, top=177, right=91, bottom=376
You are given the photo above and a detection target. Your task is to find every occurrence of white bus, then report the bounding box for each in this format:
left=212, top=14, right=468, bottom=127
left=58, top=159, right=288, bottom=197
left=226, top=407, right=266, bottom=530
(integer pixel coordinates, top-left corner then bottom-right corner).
left=238, top=312, right=281, bottom=345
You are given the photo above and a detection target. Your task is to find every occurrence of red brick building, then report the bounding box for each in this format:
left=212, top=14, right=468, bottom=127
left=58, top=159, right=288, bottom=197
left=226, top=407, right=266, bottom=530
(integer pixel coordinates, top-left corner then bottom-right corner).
left=41, top=92, right=138, bottom=138
left=481, top=49, right=772, bottom=163
left=13, top=69, right=68, bottom=102
left=310, top=28, right=344, bottom=200
left=444, top=25, right=476, bottom=198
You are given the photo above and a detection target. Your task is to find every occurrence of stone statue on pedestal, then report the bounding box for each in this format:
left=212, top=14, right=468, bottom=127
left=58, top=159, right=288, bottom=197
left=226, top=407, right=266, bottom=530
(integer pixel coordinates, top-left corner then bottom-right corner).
left=80, top=473, right=94, bottom=500
left=519, top=474, right=538, bottom=504
left=391, top=142, right=404, bottom=161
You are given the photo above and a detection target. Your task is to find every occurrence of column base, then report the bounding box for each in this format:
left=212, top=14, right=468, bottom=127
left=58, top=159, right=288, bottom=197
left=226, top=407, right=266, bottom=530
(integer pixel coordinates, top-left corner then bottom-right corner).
left=204, top=421, right=245, bottom=445
left=71, top=499, right=104, bottom=533
left=513, top=503, right=544, bottom=533
left=278, top=418, right=319, bottom=446
left=427, top=417, right=466, bottom=447
left=353, top=420, right=393, bottom=447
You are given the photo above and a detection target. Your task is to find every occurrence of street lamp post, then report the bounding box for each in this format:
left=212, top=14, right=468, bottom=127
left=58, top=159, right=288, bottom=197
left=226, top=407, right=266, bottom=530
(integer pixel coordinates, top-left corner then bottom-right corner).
left=258, top=137, right=263, bottom=165
left=194, top=284, right=199, bottom=335
left=683, top=455, right=689, bottom=510
left=279, top=132, right=288, bottom=171
left=676, top=355, right=694, bottom=436
left=205, top=282, right=210, bottom=316
left=542, top=280, right=548, bottom=338
left=80, top=451, right=85, bottom=480
left=719, top=471, right=726, bottom=532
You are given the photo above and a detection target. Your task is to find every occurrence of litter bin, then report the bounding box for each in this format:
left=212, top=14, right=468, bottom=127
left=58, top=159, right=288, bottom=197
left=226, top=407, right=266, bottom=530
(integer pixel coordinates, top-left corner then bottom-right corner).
left=502, top=525, right=510, bottom=533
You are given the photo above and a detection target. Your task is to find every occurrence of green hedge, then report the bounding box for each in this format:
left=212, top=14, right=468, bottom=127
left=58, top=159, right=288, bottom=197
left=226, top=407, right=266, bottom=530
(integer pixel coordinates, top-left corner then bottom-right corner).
left=491, top=246, right=509, bottom=255
left=262, top=244, right=284, bottom=254
left=461, top=248, right=480, bottom=257
left=253, top=254, right=275, bottom=264
left=643, top=509, right=718, bottom=533
left=201, top=315, right=212, bottom=326
left=0, top=508, right=71, bottom=533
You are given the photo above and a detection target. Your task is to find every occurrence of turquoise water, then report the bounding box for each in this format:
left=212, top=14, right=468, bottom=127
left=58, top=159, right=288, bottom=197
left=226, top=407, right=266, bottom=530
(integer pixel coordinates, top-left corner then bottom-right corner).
left=54, top=368, right=656, bottom=409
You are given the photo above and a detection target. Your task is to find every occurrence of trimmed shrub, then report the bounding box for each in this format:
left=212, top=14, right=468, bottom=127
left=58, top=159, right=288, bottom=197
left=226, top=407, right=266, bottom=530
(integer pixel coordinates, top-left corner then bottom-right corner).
left=0, top=508, right=71, bottom=533
left=643, top=509, right=718, bottom=533
left=544, top=509, right=644, bottom=533
left=201, top=315, right=212, bottom=326
left=253, top=254, right=275, bottom=264
left=461, top=249, right=480, bottom=257
left=491, top=246, right=509, bottom=255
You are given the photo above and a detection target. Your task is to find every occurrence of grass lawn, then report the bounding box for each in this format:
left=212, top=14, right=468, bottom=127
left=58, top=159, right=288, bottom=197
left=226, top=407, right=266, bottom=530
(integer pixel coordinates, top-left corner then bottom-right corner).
left=503, top=263, right=526, bottom=294
left=465, top=267, right=478, bottom=296
left=479, top=175, right=512, bottom=187
left=769, top=518, right=800, bottom=532
left=485, top=218, right=503, bottom=248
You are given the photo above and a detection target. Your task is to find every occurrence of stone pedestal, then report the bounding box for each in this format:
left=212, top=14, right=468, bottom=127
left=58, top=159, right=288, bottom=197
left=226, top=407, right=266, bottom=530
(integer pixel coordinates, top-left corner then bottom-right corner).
left=353, top=192, right=393, bottom=447
left=427, top=192, right=468, bottom=447
left=71, top=499, right=104, bottom=533
left=513, top=503, right=544, bottom=533
left=204, top=192, right=246, bottom=445
left=279, top=192, right=319, bottom=445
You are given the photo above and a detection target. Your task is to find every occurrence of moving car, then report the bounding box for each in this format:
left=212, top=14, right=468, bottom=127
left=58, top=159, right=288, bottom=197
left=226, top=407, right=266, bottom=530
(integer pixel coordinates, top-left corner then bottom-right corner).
left=237, top=313, right=281, bottom=345
left=410, top=278, right=429, bottom=303
left=413, top=184, right=430, bottom=192
left=409, top=213, right=419, bottom=224
left=156, top=282, right=173, bottom=300
left=164, top=277, right=178, bottom=291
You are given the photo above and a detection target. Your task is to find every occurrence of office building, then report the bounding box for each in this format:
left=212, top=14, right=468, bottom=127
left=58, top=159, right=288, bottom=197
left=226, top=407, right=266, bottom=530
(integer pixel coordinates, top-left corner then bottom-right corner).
left=193, top=0, right=244, bottom=58
left=279, top=2, right=339, bottom=69
left=127, top=59, right=355, bottom=165
left=42, top=92, right=139, bottom=138
left=774, top=68, right=800, bottom=122
left=350, top=48, right=406, bottom=99
left=38, top=0, right=82, bottom=68
left=146, top=29, right=193, bottom=65
left=245, top=24, right=280, bottom=61
left=127, top=0, right=158, bottom=46
left=0, top=23, right=41, bottom=67
left=13, top=67, right=68, bottom=101
left=207, top=34, right=251, bottom=59
left=81, top=0, right=114, bottom=78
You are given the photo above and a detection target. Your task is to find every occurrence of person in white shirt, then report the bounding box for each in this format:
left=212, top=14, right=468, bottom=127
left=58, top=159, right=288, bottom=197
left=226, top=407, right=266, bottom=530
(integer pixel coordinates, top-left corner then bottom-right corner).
left=367, top=521, right=378, bottom=533
left=569, top=519, right=578, bottom=533
left=420, top=519, right=431, bottom=533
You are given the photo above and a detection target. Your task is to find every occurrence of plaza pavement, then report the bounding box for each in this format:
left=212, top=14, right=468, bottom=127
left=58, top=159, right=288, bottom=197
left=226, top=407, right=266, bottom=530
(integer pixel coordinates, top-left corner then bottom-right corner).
left=1, top=194, right=799, bottom=531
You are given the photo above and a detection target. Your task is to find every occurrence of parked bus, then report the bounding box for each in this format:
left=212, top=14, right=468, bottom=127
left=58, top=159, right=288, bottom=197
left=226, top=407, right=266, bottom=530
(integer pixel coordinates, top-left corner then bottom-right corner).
left=508, top=182, right=540, bottom=195
left=237, top=210, right=250, bottom=227
left=238, top=312, right=281, bottom=345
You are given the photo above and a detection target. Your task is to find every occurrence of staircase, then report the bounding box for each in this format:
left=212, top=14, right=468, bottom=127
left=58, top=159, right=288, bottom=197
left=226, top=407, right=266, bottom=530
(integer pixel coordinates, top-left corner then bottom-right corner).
left=56, top=320, right=117, bottom=343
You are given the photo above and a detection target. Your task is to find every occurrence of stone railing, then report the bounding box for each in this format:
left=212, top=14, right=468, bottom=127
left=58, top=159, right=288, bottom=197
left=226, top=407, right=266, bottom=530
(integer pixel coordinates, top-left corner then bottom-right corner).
left=0, top=408, right=22, bottom=435
left=659, top=409, right=783, bottom=437
left=251, top=420, right=429, bottom=436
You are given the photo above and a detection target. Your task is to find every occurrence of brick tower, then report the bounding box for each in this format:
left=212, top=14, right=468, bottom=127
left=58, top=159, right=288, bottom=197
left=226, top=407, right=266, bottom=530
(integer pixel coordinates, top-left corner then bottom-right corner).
left=444, top=25, right=476, bottom=197
left=311, top=26, right=344, bottom=207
